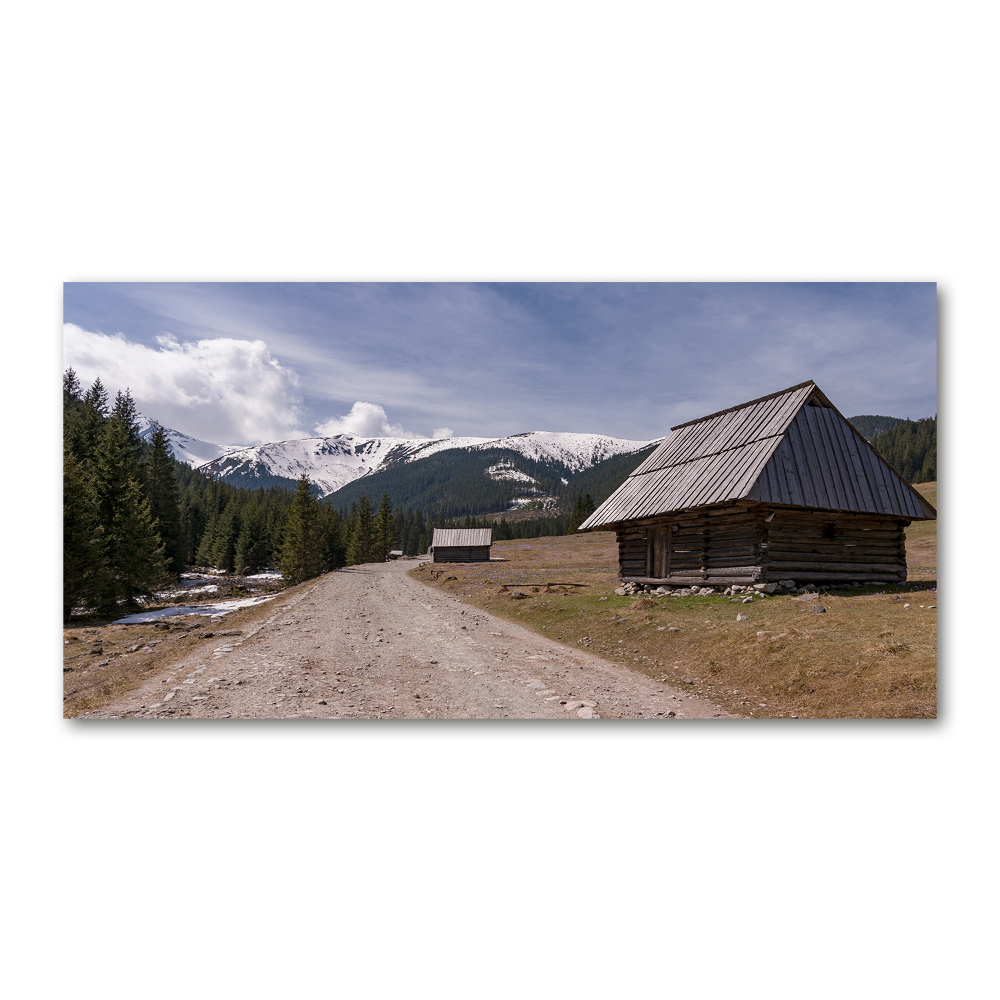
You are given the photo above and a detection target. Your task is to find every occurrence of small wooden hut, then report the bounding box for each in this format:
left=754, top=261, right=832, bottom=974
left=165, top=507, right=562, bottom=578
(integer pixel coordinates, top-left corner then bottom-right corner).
left=430, top=528, right=493, bottom=563
left=579, top=381, right=936, bottom=586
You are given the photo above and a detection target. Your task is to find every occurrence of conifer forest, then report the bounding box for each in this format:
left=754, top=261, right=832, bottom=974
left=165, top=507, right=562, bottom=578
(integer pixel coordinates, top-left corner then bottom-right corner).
left=62, top=369, right=602, bottom=621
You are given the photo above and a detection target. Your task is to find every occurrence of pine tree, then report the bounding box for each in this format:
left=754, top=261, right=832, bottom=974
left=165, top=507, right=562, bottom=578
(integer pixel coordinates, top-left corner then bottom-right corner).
left=72, top=376, right=109, bottom=466
left=92, top=413, right=168, bottom=610
left=374, top=492, right=397, bottom=562
left=63, top=448, right=106, bottom=620
left=146, top=424, right=185, bottom=575
left=320, top=505, right=347, bottom=571
left=111, top=387, right=145, bottom=483
left=347, top=492, right=376, bottom=564
left=280, top=475, right=324, bottom=584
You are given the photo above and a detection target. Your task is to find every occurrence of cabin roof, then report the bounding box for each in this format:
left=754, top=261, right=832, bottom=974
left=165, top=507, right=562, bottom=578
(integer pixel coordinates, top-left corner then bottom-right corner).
left=580, top=381, right=936, bottom=528
left=431, top=528, right=493, bottom=547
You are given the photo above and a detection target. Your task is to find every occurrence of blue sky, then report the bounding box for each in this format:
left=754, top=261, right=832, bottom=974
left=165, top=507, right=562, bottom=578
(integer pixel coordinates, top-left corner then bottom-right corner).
left=63, top=282, right=937, bottom=447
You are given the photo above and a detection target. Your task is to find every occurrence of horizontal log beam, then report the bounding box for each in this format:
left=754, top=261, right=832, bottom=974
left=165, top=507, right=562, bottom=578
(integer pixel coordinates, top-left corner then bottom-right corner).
left=767, top=560, right=905, bottom=574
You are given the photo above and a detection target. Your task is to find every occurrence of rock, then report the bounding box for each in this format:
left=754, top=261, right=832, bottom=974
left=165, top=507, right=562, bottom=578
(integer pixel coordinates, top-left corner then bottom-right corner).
left=598, top=596, right=608, bottom=601
left=699, top=587, right=715, bottom=596
left=63, top=666, right=73, bottom=672
left=811, top=605, right=827, bottom=613
left=664, top=710, right=677, bottom=718
left=736, top=613, right=748, bottom=621
left=804, top=584, right=817, bottom=592
left=317, top=700, right=327, bottom=705
left=668, top=626, right=680, bottom=631
left=510, top=591, right=530, bottom=600
left=761, top=583, right=779, bottom=594
left=577, top=707, right=594, bottom=719
left=904, top=603, right=911, bottom=609
left=778, top=579, right=796, bottom=588
left=564, top=701, right=585, bottom=712
left=732, top=585, right=744, bottom=594
left=213, top=629, right=242, bottom=637
left=792, top=593, right=819, bottom=602
left=742, top=596, right=754, bottom=604
left=753, top=583, right=766, bottom=591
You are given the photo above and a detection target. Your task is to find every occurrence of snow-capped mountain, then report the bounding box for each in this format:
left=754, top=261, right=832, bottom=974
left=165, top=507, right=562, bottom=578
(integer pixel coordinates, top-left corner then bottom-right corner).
left=197, top=430, right=659, bottom=498
left=136, top=415, right=238, bottom=467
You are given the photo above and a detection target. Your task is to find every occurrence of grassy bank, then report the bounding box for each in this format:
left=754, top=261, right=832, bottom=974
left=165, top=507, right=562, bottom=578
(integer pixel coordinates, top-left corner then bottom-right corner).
left=410, top=486, right=937, bottom=719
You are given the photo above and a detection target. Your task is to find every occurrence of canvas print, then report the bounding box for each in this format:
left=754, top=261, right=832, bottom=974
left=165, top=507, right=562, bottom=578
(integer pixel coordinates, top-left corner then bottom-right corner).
left=62, top=282, right=937, bottom=719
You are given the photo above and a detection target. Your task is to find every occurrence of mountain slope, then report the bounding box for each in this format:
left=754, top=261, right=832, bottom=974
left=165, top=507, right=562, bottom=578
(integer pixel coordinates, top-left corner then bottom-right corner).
left=136, top=416, right=236, bottom=467
left=198, top=430, right=658, bottom=500
left=327, top=440, right=661, bottom=518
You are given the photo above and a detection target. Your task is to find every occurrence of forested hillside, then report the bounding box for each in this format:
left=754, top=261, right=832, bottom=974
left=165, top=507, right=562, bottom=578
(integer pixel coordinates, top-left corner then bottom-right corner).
left=849, top=413, right=936, bottom=483
left=329, top=442, right=659, bottom=520
left=870, top=417, right=937, bottom=483
left=848, top=414, right=908, bottom=440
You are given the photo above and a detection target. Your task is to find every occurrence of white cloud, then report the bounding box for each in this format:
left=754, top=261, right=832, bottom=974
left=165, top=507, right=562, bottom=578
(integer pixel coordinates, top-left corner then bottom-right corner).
left=431, top=427, right=454, bottom=439
left=63, top=324, right=307, bottom=445
left=314, top=401, right=423, bottom=439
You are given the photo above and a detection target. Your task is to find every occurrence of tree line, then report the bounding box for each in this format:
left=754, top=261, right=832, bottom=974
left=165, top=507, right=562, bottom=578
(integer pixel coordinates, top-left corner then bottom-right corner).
left=64, top=370, right=400, bottom=619
left=63, top=368, right=604, bottom=620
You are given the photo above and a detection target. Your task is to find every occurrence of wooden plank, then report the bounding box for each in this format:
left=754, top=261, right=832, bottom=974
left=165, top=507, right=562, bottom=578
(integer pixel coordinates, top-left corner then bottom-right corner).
left=804, top=406, right=843, bottom=509
left=767, top=560, right=905, bottom=573
left=786, top=412, right=820, bottom=508
left=826, top=411, right=864, bottom=511
left=812, top=407, right=851, bottom=510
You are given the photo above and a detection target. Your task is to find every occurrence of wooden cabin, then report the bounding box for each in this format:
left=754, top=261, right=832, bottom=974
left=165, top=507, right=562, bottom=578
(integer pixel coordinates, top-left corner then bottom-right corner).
left=579, top=381, right=936, bottom=586
left=430, top=528, right=493, bottom=563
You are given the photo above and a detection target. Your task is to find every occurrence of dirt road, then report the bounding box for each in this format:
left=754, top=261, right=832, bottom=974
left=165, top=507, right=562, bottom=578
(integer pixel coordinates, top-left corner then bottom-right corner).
left=80, top=559, right=733, bottom=720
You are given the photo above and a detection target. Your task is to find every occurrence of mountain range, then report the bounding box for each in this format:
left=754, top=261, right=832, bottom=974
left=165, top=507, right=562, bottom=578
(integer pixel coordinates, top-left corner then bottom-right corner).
left=138, top=410, right=935, bottom=518
left=138, top=417, right=661, bottom=514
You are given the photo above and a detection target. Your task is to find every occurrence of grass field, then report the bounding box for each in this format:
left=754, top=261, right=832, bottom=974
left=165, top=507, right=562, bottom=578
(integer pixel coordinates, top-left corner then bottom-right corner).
left=412, top=484, right=937, bottom=719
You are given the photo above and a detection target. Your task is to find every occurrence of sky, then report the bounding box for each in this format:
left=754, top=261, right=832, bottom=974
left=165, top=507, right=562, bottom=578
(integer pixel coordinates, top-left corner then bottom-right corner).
left=63, top=282, right=937, bottom=448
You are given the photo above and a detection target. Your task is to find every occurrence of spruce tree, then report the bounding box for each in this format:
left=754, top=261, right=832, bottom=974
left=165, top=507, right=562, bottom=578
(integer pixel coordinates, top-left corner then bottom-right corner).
left=92, top=412, right=168, bottom=610
left=279, top=475, right=324, bottom=584
left=146, top=424, right=185, bottom=575
left=347, top=492, right=376, bottom=564
left=63, top=448, right=106, bottom=620
left=374, top=492, right=397, bottom=562
left=111, top=387, right=146, bottom=484
left=321, top=505, right=346, bottom=572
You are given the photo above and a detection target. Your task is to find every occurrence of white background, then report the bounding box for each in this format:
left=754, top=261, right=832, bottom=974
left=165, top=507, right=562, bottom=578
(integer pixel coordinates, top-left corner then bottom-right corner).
left=3, top=2, right=993, bottom=997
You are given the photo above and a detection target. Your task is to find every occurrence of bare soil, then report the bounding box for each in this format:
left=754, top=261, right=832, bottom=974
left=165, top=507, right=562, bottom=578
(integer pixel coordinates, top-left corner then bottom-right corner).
left=73, top=559, right=732, bottom=720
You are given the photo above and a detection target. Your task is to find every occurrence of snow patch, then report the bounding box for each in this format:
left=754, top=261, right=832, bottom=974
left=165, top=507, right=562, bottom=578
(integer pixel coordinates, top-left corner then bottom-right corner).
left=114, top=595, right=278, bottom=624
left=485, top=461, right=538, bottom=484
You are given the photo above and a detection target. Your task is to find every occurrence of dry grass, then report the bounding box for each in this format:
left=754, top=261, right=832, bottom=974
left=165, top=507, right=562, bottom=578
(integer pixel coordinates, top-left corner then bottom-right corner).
left=904, top=482, right=937, bottom=580
left=410, top=530, right=937, bottom=719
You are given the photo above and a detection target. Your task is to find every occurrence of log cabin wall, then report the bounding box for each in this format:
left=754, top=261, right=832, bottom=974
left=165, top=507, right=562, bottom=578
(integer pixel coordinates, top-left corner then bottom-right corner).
left=432, top=547, right=491, bottom=563
left=614, top=503, right=910, bottom=585
left=615, top=504, right=764, bottom=586
left=762, top=508, right=908, bottom=582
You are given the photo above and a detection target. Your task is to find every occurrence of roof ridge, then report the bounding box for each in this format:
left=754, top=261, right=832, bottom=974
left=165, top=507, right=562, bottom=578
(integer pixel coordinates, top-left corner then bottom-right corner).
left=670, top=380, right=816, bottom=431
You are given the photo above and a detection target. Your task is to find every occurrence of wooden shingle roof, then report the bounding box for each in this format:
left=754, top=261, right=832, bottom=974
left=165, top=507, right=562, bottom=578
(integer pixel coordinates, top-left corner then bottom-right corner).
left=580, top=381, right=936, bottom=529
left=431, top=528, right=493, bottom=547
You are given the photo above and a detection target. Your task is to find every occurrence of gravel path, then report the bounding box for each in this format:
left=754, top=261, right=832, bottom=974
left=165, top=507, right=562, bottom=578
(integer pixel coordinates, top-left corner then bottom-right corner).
left=80, top=559, right=733, bottom=720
